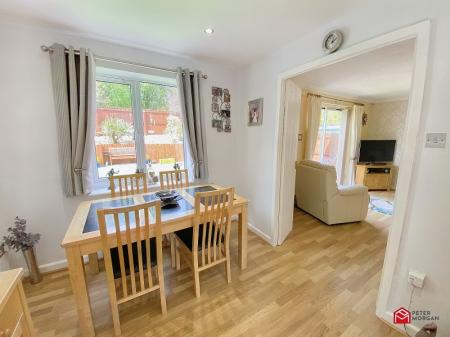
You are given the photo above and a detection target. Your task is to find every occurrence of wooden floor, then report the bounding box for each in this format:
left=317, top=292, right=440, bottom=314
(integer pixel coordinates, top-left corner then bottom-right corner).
left=24, top=203, right=402, bottom=337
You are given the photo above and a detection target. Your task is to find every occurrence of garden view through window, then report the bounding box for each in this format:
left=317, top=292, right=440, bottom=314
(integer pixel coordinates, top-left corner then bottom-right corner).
left=95, top=76, right=184, bottom=186
left=312, top=107, right=345, bottom=167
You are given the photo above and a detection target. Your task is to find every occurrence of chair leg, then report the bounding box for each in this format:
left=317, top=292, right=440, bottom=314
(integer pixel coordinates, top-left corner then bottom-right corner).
left=193, top=253, right=200, bottom=298
left=176, top=247, right=181, bottom=270
left=110, top=297, right=121, bottom=337
left=225, top=245, right=231, bottom=283
left=225, top=258, right=231, bottom=284
left=170, top=234, right=176, bottom=268
left=193, top=269, right=201, bottom=298
left=157, top=266, right=167, bottom=315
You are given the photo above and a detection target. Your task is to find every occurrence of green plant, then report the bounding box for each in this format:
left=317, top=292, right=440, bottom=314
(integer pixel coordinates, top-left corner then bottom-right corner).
left=140, top=83, right=171, bottom=110
left=101, top=117, right=133, bottom=144
left=96, top=81, right=171, bottom=110
left=164, top=115, right=183, bottom=143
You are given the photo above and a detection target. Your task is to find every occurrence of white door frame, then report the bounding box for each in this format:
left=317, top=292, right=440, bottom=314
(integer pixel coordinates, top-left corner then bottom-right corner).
left=273, top=20, right=430, bottom=326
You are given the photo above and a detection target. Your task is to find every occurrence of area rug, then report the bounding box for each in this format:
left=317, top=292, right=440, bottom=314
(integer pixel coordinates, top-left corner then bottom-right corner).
left=369, top=196, right=394, bottom=216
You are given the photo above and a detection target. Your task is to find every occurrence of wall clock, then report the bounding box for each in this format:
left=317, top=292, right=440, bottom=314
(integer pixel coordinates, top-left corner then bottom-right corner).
left=322, top=30, right=343, bottom=54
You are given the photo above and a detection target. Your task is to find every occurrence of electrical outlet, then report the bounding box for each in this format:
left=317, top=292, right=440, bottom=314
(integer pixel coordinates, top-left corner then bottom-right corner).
left=408, top=270, right=426, bottom=288
left=425, top=132, right=446, bottom=148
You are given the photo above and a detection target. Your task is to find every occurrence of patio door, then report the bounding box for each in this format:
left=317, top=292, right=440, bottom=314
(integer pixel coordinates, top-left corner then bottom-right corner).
left=312, top=107, right=348, bottom=183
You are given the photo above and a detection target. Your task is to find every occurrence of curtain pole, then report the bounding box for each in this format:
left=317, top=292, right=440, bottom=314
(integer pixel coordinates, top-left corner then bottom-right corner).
left=307, top=92, right=364, bottom=106
left=40, top=45, right=208, bottom=79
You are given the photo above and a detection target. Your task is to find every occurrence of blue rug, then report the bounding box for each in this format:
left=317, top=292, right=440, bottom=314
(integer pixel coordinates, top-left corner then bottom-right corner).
left=369, top=196, right=394, bottom=216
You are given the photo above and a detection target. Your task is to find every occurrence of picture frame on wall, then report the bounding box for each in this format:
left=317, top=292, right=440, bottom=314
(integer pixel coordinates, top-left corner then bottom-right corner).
left=248, top=98, right=263, bottom=126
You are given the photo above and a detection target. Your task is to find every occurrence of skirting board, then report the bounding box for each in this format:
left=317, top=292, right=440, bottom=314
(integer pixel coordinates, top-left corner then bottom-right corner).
left=22, top=256, right=90, bottom=277
left=248, top=222, right=275, bottom=246
left=381, top=311, right=420, bottom=336
left=25, top=221, right=273, bottom=275
left=230, top=215, right=274, bottom=246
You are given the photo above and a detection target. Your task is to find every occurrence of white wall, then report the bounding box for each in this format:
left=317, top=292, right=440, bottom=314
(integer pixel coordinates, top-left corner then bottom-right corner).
left=237, top=0, right=450, bottom=332
left=362, top=100, right=408, bottom=188
left=0, top=20, right=241, bottom=272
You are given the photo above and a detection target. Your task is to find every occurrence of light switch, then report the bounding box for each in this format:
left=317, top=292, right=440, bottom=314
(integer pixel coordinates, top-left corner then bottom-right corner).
left=425, top=132, right=446, bottom=148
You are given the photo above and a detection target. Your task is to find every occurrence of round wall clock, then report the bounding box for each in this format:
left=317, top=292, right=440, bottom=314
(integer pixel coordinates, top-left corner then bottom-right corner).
left=322, top=30, right=344, bottom=54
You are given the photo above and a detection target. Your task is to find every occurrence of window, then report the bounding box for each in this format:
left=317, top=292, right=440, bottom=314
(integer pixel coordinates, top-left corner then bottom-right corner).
left=94, top=69, right=184, bottom=188
left=312, top=107, right=347, bottom=168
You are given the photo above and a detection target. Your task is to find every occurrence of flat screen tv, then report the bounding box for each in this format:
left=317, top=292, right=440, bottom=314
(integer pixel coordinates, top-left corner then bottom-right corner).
left=358, top=140, right=396, bottom=163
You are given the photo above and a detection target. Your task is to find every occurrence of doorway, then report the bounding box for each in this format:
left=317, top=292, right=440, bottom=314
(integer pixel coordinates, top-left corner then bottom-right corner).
left=274, top=21, right=430, bottom=330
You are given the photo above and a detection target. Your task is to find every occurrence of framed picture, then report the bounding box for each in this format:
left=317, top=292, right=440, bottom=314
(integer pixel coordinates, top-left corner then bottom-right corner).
left=216, top=119, right=223, bottom=132
left=212, top=103, right=219, bottom=112
left=221, top=109, right=230, bottom=118
left=248, top=98, right=263, bottom=126
left=212, top=87, right=222, bottom=96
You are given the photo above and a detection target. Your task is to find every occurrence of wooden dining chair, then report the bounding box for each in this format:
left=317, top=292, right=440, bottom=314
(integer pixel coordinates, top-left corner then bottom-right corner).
left=159, top=169, right=189, bottom=190
left=174, top=187, right=234, bottom=297
left=159, top=169, right=189, bottom=267
left=108, top=172, right=148, bottom=197
left=97, top=200, right=167, bottom=337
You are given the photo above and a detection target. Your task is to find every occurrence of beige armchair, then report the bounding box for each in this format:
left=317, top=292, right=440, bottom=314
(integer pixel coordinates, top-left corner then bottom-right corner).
left=295, top=160, right=369, bottom=225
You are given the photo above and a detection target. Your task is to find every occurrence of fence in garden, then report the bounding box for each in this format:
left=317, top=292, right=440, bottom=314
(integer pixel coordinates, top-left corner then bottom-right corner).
left=96, top=143, right=184, bottom=166
left=96, top=108, right=182, bottom=135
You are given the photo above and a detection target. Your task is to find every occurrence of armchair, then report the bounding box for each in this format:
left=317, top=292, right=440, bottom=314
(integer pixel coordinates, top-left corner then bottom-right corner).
left=295, top=160, right=369, bottom=225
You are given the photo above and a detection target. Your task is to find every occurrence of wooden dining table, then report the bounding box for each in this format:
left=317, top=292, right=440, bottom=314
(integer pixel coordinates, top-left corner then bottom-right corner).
left=61, top=184, right=249, bottom=337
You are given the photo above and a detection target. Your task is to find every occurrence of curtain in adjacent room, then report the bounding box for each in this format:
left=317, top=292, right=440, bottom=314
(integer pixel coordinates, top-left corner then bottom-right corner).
left=305, top=94, right=323, bottom=160
left=342, top=104, right=364, bottom=185
left=176, top=68, right=208, bottom=180
left=49, top=44, right=96, bottom=196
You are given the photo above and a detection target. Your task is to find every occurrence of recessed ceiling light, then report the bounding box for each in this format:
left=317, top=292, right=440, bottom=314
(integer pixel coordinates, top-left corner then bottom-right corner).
left=204, top=27, right=214, bottom=35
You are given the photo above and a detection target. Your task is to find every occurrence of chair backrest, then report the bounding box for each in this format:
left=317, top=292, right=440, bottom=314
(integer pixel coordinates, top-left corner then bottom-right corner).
left=159, top=169, right=189, bottom=190
left=193, top=188, right=234, bottom=268
left=97, top=200, right=162, bottom=303
left=108, top=173, right=148, bottom=197
left=295, top=160, right=338, bottom=215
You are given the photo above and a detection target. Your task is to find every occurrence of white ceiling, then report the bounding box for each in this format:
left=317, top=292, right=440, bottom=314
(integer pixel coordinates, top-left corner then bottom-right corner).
left=293, top=39, right=415, bottom=102
left=0, top=0, right=363, bottom=65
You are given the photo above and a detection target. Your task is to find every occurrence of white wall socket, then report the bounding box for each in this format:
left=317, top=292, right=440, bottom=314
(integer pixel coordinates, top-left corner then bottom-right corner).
left=425, top=132, right=446, bottom=148
left=408, top=270, right=426, bottom=288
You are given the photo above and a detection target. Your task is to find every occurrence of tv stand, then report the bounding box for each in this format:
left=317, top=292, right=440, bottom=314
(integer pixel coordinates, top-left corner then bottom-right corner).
left=355, top=163, right=394, bottom=191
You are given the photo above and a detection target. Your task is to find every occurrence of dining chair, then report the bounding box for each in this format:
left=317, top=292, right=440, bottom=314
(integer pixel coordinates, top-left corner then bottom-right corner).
left=158, top=169, right=189, bottom=267
left=159, top=169, right=189, bottom=190
left=108, top=172, right=148, bottom=197
left=174, top=187, right=234, bottom=297
left=97, top=200, right=167, bottom=337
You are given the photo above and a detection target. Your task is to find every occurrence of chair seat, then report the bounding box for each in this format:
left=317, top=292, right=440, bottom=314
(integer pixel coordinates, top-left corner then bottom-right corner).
left=110, top=238, right=157, bottom=279
left=175, top=223, right=223, bottom=251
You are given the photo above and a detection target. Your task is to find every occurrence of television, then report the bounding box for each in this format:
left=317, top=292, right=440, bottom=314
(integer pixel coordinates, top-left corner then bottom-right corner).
left=358, top=140, right=396, bottom=163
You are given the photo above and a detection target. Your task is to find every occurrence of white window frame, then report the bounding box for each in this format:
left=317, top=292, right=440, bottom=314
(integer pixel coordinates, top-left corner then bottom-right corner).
left=93, top=72, right=184, bottom=190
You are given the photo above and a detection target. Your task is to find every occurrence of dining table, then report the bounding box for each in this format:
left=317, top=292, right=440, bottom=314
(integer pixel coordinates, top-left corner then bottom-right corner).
left=61, top=184, right=249, bottom=337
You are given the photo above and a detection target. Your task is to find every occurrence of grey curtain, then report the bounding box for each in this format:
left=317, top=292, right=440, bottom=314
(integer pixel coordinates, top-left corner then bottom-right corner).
left=177, top=68, right=208, bottom=179
left=49, top=44, right=96, bottom=197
